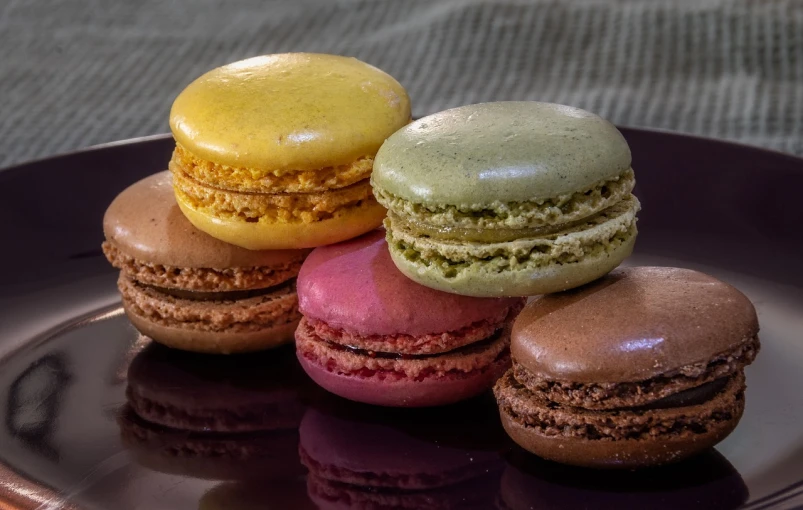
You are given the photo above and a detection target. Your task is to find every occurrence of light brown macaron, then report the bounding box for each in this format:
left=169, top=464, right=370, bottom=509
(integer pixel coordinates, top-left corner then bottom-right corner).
left=494, top=266, right=760, bottom=469
left=103, top=171, right=309, bottom=353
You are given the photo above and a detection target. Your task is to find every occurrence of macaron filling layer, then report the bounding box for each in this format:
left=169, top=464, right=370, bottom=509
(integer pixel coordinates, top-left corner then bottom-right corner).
left=302, top=312, right=511, bottom=355
left=322, top=329, right=503, bottom=361
left=172, top=165, right=378, bottom=225
left=296, top=318, right=510, bottom=381
left=103, top=240, right=303, bottom=292
left=171, top=143, right=374, bottom=194
left=512, top=336, right=760, bottom=410
left=494, top=370, right=745, bottom=441
left=374, top=168, right=635, bottom=232
left=387, top=196, right=639, bottom=279
left=119, top=274, right=300, bottom=333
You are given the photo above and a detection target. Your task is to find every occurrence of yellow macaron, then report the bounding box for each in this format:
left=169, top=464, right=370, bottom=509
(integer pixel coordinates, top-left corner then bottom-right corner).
left=169, top=53, right=411, bottom=250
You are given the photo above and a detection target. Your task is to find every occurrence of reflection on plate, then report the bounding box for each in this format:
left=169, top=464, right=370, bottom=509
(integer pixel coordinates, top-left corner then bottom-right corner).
left=500, top=447, right=748, bottom=510
left=118, top=341, right=312, bottom=481
left=299, top=396, right=506, bottom=509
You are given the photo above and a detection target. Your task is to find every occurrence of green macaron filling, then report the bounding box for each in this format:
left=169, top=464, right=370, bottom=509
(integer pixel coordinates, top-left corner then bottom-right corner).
left=373, top=169, right=635, bottom=232
left=390, top=225, right=636, bottom=279
left=386, top=199, right=638, bottom=280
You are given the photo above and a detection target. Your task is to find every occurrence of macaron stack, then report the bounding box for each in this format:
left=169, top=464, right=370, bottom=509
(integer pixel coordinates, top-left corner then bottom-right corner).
left=102, top=51, right=762, bottom=470
left=103, top=53, right=411, bottom=353
left=372, top=101, right=640, bottom=297
left=103, top=172, right=307, bottom=354
left=494, top=267, right=760, bottom=468
left=168, top=53, right=411, bottom=250
left=295, top=230, right=524, bottom=407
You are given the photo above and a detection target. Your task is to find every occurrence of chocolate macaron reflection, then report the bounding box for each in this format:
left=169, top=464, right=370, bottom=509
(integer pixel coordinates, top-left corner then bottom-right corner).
left=118, top=341, right=311, bottom=480
left=299, top=397, right=506, bottom=509
left=498, top=449, right=748, bottom=510
left=495, top=267, right=760, bottom=469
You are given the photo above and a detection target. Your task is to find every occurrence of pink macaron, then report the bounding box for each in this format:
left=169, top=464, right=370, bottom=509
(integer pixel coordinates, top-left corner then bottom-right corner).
left=295, top=230, right=524, bottom=407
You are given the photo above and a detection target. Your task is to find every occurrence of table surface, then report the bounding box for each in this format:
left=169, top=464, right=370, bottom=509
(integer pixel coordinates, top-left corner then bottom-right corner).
left=1, top=0, right=803, bottom=169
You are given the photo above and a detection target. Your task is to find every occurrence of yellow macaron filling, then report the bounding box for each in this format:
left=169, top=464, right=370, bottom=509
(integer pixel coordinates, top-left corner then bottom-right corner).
left=176, top=192, right=386, bottom=250
left=171, top=143, right=374, bottom=194
left=171, top=165, right=377, bottom=225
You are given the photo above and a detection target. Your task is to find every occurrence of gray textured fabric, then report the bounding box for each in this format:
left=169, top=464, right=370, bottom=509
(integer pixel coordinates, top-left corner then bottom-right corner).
left=1, top=0, right=802, bottom=168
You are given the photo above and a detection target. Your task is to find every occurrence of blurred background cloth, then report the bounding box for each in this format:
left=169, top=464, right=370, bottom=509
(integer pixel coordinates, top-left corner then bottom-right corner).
left=1, top=0, right=802, bottom=168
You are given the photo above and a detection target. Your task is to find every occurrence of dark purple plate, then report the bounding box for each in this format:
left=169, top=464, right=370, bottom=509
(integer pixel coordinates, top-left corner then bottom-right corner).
left=1, top=130, right=802, bottom=509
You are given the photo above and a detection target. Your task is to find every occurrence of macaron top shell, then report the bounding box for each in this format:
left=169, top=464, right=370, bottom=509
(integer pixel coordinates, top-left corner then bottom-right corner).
left=170, top=53, right=411, bottom=172
left=511, top=266, right=759, bottom=384
left=103, top=172, right=307, bottom=268
left=372, top=101, right=631, bottom=206
left=297, top=230, right=521, bottom=336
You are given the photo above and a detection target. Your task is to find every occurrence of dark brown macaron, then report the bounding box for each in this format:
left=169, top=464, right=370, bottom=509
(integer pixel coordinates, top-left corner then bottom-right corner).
left=494, top=266, right=760, bottom=469
left=102, top=171, right=310, bottom=353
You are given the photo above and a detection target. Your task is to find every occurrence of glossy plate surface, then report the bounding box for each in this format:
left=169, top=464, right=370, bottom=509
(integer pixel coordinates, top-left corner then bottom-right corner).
left=0, top=130, right=802, bottom=509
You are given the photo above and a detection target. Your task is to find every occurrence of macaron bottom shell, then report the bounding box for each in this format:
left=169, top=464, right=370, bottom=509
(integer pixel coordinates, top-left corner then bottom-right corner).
left=495, top=371, right=745, bottom=469
left=176, top=191, right=386, bottom=250
left=296, top=348, right=511, bottom=408
left=125, top=304, right=299, bottom=354
left=388, top=228, right=636, bottom=298
left=118, top=272, right=301, bottom=354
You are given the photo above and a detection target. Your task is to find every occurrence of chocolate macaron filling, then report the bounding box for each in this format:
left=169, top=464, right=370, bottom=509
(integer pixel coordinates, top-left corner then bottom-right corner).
left=495, top=370, right=746, bottom=442
left=511, top=336, right=760, bottom=410
left=119, top=274, right=300, bottom=334
left=295, top=314, right=514, bottom=383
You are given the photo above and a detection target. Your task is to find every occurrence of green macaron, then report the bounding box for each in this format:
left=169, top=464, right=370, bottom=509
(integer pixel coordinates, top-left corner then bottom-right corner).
left=371, top=101, right=640, bottom=297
